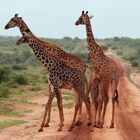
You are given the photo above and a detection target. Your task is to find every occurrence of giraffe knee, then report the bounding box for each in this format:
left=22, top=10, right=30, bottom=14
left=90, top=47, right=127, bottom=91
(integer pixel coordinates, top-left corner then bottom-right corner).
left=112, top=96, right=116, bottom=103
left=104, top=97, right=109, bottom=103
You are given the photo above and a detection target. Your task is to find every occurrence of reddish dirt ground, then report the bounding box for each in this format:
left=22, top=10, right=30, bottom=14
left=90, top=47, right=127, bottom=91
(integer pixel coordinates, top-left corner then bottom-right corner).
left=0, top=53, right=140, bottom=140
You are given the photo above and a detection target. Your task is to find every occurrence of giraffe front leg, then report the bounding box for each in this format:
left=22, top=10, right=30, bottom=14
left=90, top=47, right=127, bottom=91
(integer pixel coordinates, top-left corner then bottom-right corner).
left=56, top=92, right=64, bottom=131
left=75, top=96, right=83, bottom=126
left=44, top=102, right=52, bottom=127
left=110, top=80, right=118, bottom=128
left=44, top=83, right=53, bottom=127
left=82, top=94, right=94, bottom=132
left=100, top=95, right=109, bottom=128
left=38, top=93, right=54, bottom=132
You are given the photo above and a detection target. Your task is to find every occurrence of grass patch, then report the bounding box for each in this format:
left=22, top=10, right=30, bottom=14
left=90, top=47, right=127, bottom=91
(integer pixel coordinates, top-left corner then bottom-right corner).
left=52, top=101, right=57, bottom=107
left=29, top=86, right=41, bottom=92
left=0, top=119, right=26, bottom=130
left=62, top=95, right=74, bottom=101
left=64, top=102, right=74, bottom=109
left=23, top=109, right=33, bottom=113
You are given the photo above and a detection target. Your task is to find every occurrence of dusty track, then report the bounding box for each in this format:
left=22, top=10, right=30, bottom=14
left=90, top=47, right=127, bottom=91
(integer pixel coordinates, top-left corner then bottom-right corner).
left=0, top=53, right=140, bottom=140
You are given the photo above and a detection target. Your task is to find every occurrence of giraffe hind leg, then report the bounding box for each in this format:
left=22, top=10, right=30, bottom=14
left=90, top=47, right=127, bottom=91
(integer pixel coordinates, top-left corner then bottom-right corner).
left=38, top=93, right=54, bottom=132
left=68, top=99, right=81, bottom=131
left=75, top=102, right=83, bottom=126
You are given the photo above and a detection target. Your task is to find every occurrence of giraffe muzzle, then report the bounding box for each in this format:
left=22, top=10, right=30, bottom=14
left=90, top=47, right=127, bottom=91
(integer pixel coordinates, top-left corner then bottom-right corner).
left=5, top=25, right=9, bottom=29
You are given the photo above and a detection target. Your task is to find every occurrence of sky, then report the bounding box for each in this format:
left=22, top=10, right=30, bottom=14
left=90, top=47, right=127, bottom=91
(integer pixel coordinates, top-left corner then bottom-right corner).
left=0, top=0, right=140, bottom=39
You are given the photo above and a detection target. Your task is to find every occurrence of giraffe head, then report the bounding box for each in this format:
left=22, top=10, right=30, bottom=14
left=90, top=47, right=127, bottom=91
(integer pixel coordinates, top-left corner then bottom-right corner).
left=75, top=11, right=93, bottom=26
left=5, top=14, right=22, bottom=29
left=16, top=32, right=32, bottom=45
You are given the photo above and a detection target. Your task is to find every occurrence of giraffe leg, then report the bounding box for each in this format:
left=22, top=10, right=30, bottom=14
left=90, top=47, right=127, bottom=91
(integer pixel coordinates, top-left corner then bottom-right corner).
left=99, top=83, right=109, bottom=128
left=94, top=104, right=98, bottom=127
left=96, top=83, right=103, bottom=128
left=68, top=99, right=81, bottom=131
left=56, top=93, right=64, bottom=131
left=110, top=80, right=118, bottom=128
left=96, top=100, right=103, bottom=128
left=84, top=97, right=94, bottom=132
left=38, top=93, right=54, bottom=132
left=100, top=95, right=109, bottom=128
left=44, top=104, right=51, bottom=127
left=44, top=83, right=52, bottom=127
left=75, top=95, right=83, bottom=126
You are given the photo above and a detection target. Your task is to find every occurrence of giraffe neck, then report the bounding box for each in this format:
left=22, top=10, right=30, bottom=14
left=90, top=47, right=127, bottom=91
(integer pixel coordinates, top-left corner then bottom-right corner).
left=85, top=19, right=106, bottom=71
left=19, top=20, right=34, bottom=36
left=28, top=39, right=50, bottom=67
left=17, top=20, right=85, bottom=72
left=85, top=20, right=96, bottom=49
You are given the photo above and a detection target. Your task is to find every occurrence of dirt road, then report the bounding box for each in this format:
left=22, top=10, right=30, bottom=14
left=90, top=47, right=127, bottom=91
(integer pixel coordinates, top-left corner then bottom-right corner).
left=0, top=55, right=140, bottom=140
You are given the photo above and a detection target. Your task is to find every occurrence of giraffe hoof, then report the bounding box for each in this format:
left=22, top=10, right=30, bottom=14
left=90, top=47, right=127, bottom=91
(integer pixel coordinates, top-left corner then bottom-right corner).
left=94, top=123, right=97, bottom=127
left=96, top=124, right=103, bottom=128
left=87, top=122, right=91, bottom=126
left=44, top=124, right=49, bottom=127
left=68, top=127, right=73, bottom=131
left=90, top=127, right=94, bottom=132
left=57, top=127, right=63, bottom=131
left=38, top=128, right=43, bottom=132
left=110, top=124, right=114, bottom=128
left=75, top=121, right=83, bottom=126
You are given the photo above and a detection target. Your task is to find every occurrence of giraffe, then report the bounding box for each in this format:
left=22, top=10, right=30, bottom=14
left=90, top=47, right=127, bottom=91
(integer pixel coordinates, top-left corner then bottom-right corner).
left=15, top=31, right=94, bottom=132
left=75, top=11, right=120, bottom=128
left=5, top=14, right=86, bottom=73
left=5, top=14, right=88, bottom=127
left=87, top=66, right=103, bottom=127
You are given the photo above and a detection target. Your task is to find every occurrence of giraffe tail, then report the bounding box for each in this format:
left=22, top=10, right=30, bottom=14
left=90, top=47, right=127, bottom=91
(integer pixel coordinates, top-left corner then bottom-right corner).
left=115, top=89, right=119, bottom=104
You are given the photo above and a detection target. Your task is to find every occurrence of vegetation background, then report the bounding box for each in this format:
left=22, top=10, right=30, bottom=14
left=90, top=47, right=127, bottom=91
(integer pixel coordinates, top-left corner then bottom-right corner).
left=0, top=35, right=140, bottom=130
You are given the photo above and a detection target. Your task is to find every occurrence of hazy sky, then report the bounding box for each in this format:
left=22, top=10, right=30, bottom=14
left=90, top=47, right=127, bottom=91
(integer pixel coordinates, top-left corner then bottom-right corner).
left=1, top=0, right=140, bottom=38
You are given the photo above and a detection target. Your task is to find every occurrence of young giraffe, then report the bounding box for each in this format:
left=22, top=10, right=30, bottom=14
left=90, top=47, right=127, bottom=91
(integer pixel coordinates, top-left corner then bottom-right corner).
left=87, top=66, right=103, bottom=127
left=5, top=14, right=86, bottom=73
left=75, top=11, right=120, bottom=128
left=16, top=31, right=94, bottom=132
left=5, top=14, right=88, bottom=127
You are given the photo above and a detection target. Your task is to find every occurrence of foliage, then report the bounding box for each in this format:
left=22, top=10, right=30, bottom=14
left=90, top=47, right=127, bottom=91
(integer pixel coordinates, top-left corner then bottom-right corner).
left=0, top=119, right=26, bottom=130
left=0, top=36, right=140, bottom=100
left=0, top=85, right=11, bottom=98
left=13, top=74, right=28, bottom=85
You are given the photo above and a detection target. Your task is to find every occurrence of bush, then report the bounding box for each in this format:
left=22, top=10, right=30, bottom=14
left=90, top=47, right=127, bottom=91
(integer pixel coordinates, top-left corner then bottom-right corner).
left=12, top=65, right=27, bottom=70
left=13, top=75, right=28, bottom=85
left=0, top=85, right=11, bottom=98
left=0, top=67, right=11, bottom=83
left=117, top=51, right=123, bottom=56
left=131, top=61, right=138, bottom=67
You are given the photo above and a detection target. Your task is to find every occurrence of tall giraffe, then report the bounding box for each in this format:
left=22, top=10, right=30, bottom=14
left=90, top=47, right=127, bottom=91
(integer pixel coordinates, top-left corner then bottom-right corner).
left=5, top=14, right=88, bottom=126
left=5, top=14, right=86, bottom=73
left=16, top=31, right=94, bottom=132
left=75, top=11, right=120, bottom=128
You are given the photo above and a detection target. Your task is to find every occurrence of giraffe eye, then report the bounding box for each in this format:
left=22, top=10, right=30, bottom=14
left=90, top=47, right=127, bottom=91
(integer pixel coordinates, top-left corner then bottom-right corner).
left=12, top=18, right=17, bottom=22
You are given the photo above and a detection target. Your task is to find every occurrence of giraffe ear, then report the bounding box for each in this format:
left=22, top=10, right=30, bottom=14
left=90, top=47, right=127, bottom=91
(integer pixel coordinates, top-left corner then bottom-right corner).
left=82, top=11, right=84, bottom=14
left=89, top=15, right=93, bottom=19
left=86, top=11, right=88, bottom=14
left=15, top=14, right=18, bottom=17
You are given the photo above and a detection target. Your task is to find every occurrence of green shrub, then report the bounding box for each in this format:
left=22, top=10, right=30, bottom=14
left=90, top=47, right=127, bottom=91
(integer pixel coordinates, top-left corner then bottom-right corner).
left=30, top=86, right=41, bottom=92
left=13, top=74, right=28, bottom=85
left=0, top=85, right=11, bottom=98
left=12, top=65, right=27, bottom=70
left=131, top=61, right=138, bottom=67
left=117, top=51, right=123, bottom=56
left=0, top=67, right=11, bottom=83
